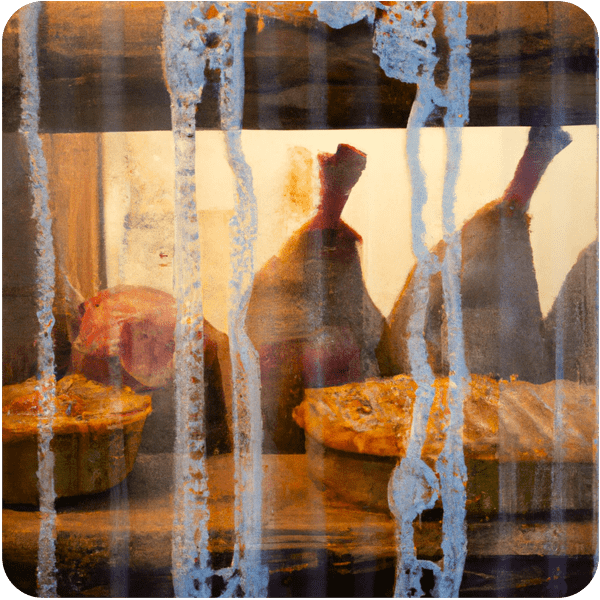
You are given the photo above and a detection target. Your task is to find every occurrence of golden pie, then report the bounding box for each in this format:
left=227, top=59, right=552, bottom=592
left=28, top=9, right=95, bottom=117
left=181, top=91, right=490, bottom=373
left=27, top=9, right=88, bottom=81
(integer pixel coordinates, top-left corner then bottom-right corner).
left=293, top=375, right=597, bottom=512
left=3, top=374, right=151, bottom=504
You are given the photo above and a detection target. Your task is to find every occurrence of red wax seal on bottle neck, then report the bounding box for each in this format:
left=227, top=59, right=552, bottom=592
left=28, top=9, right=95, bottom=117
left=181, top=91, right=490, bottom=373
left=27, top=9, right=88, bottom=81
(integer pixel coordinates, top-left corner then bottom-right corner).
left=309, top=144, right=367, bottom=231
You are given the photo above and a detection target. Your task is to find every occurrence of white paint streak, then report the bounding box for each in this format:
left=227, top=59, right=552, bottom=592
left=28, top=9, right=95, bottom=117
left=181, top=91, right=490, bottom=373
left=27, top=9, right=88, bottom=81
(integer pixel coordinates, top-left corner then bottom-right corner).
left=434, top=4, right=470, bottom=597
left=313, top=8, right=468, bottom=594
left=220, top=4, right=268, bottom=596
left=376, top=3, right=445, bottom=596
left=163, top=4, right=210, bottom=597
left=163, top=3, right=266, bottom=596
left=373, top=2, right=470, bottom=596
left=18, top=2, right=59, bottom=597
left=314, top=3, right=457, bottom=595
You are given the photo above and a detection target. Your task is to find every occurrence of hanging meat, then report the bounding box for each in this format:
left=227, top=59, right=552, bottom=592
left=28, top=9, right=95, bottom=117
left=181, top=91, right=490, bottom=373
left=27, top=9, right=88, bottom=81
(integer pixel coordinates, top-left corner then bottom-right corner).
left=543, top=240, right=598, bottom=385
left=246, top=144, right=388, bottom=453
left=71, top=285, right=231, bottom=455
left=381, top=126, right=572, bottom=384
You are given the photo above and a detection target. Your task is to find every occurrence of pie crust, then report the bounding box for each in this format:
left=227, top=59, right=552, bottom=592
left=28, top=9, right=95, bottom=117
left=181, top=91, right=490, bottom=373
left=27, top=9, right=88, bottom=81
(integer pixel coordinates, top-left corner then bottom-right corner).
left=3, top=374, right=151, bottom=504
left=293, top=375, right=596, bottom=464
left=293, top=375, right=597, bottom=512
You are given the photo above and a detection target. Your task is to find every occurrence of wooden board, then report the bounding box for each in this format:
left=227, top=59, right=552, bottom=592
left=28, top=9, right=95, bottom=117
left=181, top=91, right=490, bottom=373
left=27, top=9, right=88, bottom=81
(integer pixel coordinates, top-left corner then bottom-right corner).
left=3, top=453, right=597, bottom=596
left=2, top=2, right=596, bottom=131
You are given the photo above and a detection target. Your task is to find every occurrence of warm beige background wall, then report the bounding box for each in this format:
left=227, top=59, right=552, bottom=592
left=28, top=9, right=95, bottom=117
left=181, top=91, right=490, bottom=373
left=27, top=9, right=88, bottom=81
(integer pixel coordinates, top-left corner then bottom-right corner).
left=102, top=126, right=597, bottom=334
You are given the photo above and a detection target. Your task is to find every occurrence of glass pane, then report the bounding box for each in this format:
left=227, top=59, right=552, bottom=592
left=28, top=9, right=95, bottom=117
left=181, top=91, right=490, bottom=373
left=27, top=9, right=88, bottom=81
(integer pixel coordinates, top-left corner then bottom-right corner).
left=3, top=2, right=598, bottom=597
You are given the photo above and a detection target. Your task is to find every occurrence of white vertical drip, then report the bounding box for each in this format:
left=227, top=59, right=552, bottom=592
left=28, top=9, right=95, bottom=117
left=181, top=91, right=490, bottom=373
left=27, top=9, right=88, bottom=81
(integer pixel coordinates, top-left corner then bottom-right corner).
left=316, top=2, right=464, bottom=595
left=162, top=4, right=210, bottom=596
left=372, top=1, right=471, bottom=596
left=163, top=3, right=267, bottom=596
left=434, top=4, right=470, bottom=597
left=170, top=100, right=210, bottom=598
left=313, top=5, right=448, bottom=593
left=220, top=4, right=268, bottom=596
left=18, top=2, right=58, bottom=597
left=374, top=2, right=443, bottom=596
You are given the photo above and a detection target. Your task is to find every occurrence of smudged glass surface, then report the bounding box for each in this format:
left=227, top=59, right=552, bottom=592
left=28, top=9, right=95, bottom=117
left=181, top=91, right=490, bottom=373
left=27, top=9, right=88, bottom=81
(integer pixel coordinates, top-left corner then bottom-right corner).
left=2, top=2, right=598, bottom=598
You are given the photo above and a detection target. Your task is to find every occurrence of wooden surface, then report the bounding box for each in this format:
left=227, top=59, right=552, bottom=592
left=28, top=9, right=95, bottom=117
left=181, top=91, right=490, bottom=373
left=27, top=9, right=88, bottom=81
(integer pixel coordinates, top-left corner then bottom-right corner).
left=3, top=453, right=597, bottom=596
left=2, top=2, right=597, bottom=132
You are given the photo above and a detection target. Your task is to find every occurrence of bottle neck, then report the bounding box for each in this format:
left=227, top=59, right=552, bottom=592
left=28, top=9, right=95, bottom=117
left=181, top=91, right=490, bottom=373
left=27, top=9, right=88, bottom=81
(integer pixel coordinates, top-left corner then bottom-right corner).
left=310, top=189, right=350, bottom=230
left=502, top=128, right=571, bottom=212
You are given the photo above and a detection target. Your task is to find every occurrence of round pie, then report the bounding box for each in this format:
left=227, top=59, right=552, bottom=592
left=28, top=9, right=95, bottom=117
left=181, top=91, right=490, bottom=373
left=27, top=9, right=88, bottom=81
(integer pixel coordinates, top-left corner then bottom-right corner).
left=3, top=373, right=151, bottom=504
left=293, top=375, right=596, bottom=512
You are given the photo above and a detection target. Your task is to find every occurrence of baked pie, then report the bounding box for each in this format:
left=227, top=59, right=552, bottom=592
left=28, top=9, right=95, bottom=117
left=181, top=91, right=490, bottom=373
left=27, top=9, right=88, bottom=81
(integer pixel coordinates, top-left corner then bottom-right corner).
left=3, top=373, right=151, bottom=504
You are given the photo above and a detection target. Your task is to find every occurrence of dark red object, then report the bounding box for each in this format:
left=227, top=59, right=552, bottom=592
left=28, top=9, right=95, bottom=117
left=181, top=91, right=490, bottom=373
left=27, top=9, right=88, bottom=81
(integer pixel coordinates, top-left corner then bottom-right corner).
left=70, top=285, right=232, bottom=455
left=382, top=127, right=572, bottom=384
left=246, top=144, right=387, bottom=453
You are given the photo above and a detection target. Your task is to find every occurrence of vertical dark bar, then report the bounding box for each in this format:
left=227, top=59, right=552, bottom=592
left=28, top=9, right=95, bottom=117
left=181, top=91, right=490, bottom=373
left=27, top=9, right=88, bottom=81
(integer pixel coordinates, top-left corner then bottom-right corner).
left=258, top=18, right=281, bottom=129
left=496, top=6, right=520, bottom=127
left=360, top=22, right=380, bottom=129
left=547, top=6, right=570, bottom=593
left=308, top=19, right=327, bottom=129
left=495, top=6, right=520, bottom=592
left=101, top=3, right=125, bottom=133
left=100, top=7, right=129, bottom=596
left=36, top=3, right=60, bottom=133
left=96, top=132, right=108, bottom=291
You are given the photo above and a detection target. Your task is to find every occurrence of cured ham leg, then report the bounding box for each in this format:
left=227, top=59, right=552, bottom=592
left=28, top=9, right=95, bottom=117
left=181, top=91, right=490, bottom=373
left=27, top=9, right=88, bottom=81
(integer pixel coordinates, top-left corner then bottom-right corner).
left=382, top=127, right=572, bottom=383
left=246, top=144, right=388, bottom=453
left=70, top=285, right=231, bottom=455
left=72, top=286, right=176, bottom=387
left=543, top=240, right=598, bottom=385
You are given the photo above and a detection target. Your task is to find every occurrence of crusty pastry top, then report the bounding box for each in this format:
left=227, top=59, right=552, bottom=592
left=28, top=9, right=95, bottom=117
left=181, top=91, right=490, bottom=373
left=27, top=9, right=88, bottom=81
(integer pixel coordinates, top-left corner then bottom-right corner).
left=293, top=375, right=596, bottom=464
left=3, top=374, right=152, bottom=442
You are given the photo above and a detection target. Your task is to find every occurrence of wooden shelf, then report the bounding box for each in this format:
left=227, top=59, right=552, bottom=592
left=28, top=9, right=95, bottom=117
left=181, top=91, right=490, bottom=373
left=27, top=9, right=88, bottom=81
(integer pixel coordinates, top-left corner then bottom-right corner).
left=3, top=2, right=596, bottom=132
left=3, top=453, right=596, bottom=596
